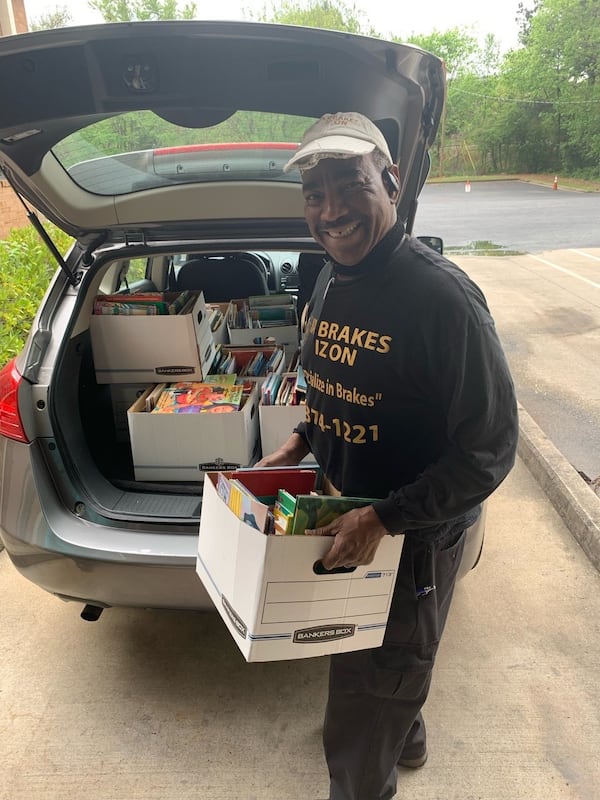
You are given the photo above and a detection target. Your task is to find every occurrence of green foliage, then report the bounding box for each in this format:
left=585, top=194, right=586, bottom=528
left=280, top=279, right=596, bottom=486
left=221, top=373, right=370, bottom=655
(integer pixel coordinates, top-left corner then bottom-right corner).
left=0, top=224, right=73, bottom=366
left=87, top=0, right=197, bottom=22
left=29, top=5, right=73, bottom=30
left=26, top=0, right=600, bottom=183
left=404, top=28, right=480, bottom=79
left=493, top=0, right=600, bottom=177
left=254, top=0, right=376, bottom=36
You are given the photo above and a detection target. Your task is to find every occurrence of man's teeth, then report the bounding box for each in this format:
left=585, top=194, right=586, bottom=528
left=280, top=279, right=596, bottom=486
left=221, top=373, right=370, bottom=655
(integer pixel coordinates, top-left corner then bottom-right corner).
left=326, top=223, right=359, bottom=239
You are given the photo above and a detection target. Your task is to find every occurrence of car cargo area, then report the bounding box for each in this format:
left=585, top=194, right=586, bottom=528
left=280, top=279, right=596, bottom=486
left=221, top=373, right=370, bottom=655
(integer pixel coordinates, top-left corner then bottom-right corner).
left=45, top=248, right=308, bottom=526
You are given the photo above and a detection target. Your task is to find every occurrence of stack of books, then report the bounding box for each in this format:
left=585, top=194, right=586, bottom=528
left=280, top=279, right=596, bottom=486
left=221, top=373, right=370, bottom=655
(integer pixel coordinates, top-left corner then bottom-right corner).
left=227, top=294, right=297, bottom=330
left=93, top=290, right=194, bottom=316
left=213, top=467, right=376, bottom=536
left=211, top=346, right=285, bottom=377
left=261, top=364, right=306, bottom=407
left=146, top=381, right=244, bottom=414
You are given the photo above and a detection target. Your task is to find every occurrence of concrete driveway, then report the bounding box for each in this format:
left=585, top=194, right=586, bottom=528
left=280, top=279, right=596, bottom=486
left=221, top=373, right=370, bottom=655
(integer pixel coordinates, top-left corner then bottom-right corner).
left=2, top=444, right=599, bottom=800
left=457, top=247, right=600, bottom=483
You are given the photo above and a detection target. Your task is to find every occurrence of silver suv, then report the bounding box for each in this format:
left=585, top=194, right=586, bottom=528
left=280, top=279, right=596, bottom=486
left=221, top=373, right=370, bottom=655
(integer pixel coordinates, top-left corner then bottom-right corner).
left=0, top=21, right=482, bottom=621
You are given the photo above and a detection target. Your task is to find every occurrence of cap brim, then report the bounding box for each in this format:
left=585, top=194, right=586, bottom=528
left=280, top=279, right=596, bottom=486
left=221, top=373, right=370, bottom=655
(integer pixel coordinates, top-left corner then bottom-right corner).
left=283, top=135, right=376, bottom=172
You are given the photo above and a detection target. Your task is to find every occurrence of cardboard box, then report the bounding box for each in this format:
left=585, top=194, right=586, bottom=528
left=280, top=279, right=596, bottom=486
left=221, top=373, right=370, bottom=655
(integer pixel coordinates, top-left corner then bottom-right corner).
left=258, top=400, right=314, bottom=463
left=109, top=383, right=149, bottom=442
left=90, top=292, right=215, bottom=383
left=227, top=297, right=299, bottom=354
left=207, top=302, right=231, bottom=346
left=258, top=371, right=312, bottom=462
left=259, top=401, right=305, bottom=454
left=127, top=384, right=260, bottom=482
left=210, top=345, right=288, bottom=384
left=196, top=473, right=404, bottom=662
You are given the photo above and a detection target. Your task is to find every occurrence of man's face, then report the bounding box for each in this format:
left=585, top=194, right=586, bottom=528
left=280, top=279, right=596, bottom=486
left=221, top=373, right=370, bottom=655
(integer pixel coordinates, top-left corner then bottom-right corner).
left=301, top=154, right=398, bottom=266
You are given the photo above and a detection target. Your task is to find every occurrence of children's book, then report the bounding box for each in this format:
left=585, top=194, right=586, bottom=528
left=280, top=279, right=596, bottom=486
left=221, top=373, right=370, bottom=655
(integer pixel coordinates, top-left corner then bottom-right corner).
left=289, top=494, right=376, bottom=536
left=271, top=487, right=295, bottom=535
left=276, top=487, right=297, bottom=516
left=93, top=292, right=170, bottom=315
left=167, top=290, right=193, bottom=315
left=151, top=382, right=243, bottom=414
left=225, top=466, right=318, bottom=504
left=144, top=383, right=167, bottom=412
left=93, top=290, right=197, bottom=316
left=204, top=373, right=238, bottom=385
left=260, top=372, right=282, bottom=406
left=216, top=472, right=270, bottom=533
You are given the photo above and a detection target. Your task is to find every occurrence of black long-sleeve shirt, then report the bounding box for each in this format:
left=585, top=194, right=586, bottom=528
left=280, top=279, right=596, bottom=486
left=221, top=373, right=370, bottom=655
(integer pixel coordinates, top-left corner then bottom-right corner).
left=294, top=221, right=518, bottom=542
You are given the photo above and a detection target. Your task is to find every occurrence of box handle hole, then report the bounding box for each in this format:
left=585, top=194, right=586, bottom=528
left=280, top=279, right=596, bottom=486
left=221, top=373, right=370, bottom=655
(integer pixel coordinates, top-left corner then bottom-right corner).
left=313, top=560, right=356, bottom=575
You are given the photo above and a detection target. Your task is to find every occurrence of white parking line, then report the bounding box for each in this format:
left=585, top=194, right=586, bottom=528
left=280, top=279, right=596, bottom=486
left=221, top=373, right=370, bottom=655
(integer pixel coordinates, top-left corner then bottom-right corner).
left=527, top=253, right=600, bottom=290
left=569, top=248, right=600, bottom=262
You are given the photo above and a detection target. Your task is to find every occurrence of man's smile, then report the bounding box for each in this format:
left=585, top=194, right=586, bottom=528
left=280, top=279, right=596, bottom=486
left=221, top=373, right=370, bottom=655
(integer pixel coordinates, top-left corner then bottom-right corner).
left=323, top=222, right=361, bottom=239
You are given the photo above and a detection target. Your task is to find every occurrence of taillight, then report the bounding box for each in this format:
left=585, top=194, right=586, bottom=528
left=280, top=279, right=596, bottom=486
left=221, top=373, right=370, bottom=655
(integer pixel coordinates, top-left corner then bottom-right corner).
left=0, top=358, right=30, bottom=443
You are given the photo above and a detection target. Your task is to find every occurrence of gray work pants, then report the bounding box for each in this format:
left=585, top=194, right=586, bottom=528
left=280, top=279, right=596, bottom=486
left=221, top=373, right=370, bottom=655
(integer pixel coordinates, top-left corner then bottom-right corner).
left=324, top=529, right=467, bottom=800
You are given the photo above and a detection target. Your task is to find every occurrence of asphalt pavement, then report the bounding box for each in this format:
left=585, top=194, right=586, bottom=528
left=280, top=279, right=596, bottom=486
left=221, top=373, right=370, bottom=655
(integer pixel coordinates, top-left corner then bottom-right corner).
left=415, top=179, right=600, bottom=252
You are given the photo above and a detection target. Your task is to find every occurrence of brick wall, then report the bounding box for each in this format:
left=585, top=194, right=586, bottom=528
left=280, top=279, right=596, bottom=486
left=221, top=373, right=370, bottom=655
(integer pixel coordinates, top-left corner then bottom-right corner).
left=0, top=179, right=29, bottom=238
left=0, top=0, right=29, bottom=35
left=12, top=0, right=27, bottom=32
left=0, top=0, right=30, bottom=234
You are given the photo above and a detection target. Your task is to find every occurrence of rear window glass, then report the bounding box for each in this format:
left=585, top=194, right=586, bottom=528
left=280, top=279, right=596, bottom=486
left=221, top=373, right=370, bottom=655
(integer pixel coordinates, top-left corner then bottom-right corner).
left=52, top=110, right=313, bottom=195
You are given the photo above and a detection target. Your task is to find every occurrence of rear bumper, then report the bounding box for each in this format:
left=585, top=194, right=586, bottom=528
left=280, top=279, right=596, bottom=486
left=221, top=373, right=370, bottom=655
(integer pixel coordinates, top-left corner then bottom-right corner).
left=1, top=529, right=213, bottom=610
left=0, top=437, right=213, bottom=610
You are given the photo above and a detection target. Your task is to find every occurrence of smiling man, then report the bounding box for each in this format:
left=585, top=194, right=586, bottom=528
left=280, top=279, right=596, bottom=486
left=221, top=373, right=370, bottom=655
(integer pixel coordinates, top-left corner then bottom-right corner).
left=258, top=112, right=519, bottom=800
left=292, top=114, right=400, bottom=266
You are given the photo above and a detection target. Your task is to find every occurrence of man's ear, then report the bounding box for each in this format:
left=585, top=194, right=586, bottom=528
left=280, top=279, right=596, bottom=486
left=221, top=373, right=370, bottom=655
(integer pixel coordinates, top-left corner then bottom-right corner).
left=382, top=167, right=400, bottom=196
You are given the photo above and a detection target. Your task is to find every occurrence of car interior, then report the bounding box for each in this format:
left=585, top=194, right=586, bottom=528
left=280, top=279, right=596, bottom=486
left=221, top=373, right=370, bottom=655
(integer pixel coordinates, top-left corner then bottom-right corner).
left=173, top=254, right=270, bottom=301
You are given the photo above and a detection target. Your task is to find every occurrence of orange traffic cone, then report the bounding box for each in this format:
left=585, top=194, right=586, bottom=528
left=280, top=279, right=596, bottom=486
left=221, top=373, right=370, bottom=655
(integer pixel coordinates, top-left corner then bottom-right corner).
left=465, top=179, right=471, bottom=193
left=552, top=175, right=558, bottom=190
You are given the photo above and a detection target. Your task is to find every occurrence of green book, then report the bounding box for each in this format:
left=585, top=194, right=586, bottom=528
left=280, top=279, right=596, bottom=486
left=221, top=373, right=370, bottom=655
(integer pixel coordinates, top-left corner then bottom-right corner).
left=276, top=488, right=297, bottom=516
left=289, top=494, right=375, bottom=536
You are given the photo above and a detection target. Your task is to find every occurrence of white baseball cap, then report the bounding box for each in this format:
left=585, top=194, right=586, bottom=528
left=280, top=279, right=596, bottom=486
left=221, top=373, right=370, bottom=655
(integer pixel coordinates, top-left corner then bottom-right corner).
left=283, top=111, right=393, bottom=173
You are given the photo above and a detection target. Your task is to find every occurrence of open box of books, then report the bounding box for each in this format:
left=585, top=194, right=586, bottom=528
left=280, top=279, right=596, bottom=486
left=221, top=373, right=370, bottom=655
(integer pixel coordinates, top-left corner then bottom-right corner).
left=196, top=468, right=405, bottom=662
left=206, top=302, right=232, bottom=346
left=127, top=379, right=260, bottom=482
left=90, top=290, right=216, bottom=383
left=258, top=370, right=312, bottom=462
left=210, top=344, right=288, bottom=383
left=227, top=295, right=298, bottom=354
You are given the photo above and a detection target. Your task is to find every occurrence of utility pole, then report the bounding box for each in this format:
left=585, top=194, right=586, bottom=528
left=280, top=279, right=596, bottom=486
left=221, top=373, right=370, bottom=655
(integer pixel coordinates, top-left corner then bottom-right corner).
left=438, top=102, right=446, bottom=178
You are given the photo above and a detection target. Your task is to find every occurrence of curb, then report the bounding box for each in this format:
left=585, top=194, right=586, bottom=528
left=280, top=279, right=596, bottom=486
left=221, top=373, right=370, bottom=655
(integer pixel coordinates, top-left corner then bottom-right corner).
left=517, top=404, right=600, bottom=572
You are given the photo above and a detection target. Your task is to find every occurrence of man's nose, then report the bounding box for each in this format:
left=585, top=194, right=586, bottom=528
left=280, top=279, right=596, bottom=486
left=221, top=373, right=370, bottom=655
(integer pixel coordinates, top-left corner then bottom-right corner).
left=320, top=189, right=347, bottom=221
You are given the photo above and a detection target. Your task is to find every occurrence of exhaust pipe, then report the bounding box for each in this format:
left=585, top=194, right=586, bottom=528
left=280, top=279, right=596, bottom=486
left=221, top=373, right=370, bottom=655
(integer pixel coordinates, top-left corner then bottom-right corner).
left=81, top=604, right=104, bottom=622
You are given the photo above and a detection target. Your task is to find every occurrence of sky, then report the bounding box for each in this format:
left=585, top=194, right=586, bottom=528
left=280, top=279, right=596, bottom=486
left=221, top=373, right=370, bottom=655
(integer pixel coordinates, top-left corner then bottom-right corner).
left=22, top=0, right=525, bottom=52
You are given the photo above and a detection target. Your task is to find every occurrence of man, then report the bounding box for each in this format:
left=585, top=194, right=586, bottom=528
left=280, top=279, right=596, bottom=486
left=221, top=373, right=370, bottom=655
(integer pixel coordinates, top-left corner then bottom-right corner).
left=258, top=112, right=518, bottom=800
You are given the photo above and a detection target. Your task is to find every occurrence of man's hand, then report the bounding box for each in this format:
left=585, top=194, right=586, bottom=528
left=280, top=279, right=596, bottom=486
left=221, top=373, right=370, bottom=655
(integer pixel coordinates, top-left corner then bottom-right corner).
left=255, top=432, right=310, bottom=468
left=305, top=505, right=389, bottom=570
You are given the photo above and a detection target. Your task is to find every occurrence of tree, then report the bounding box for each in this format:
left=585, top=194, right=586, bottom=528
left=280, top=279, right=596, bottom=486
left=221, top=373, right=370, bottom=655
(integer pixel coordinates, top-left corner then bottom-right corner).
left=253, top=0, right=375, bottom=36
left=401, top=29, right=489, bottom=176
left=515, top=0, right=542, bottom=45
left=87, top=0, right=196, bottom=22
left=501, top=0, right=600, bottom=175
left=404, top=28, right=480, bottom=80
left=29, top=5, right=72, bottom=30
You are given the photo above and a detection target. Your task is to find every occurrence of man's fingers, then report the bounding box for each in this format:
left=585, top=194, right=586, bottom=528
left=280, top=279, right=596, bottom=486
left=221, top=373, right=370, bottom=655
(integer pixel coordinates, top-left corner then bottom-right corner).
left=305, top=527, right=336, bottom=537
